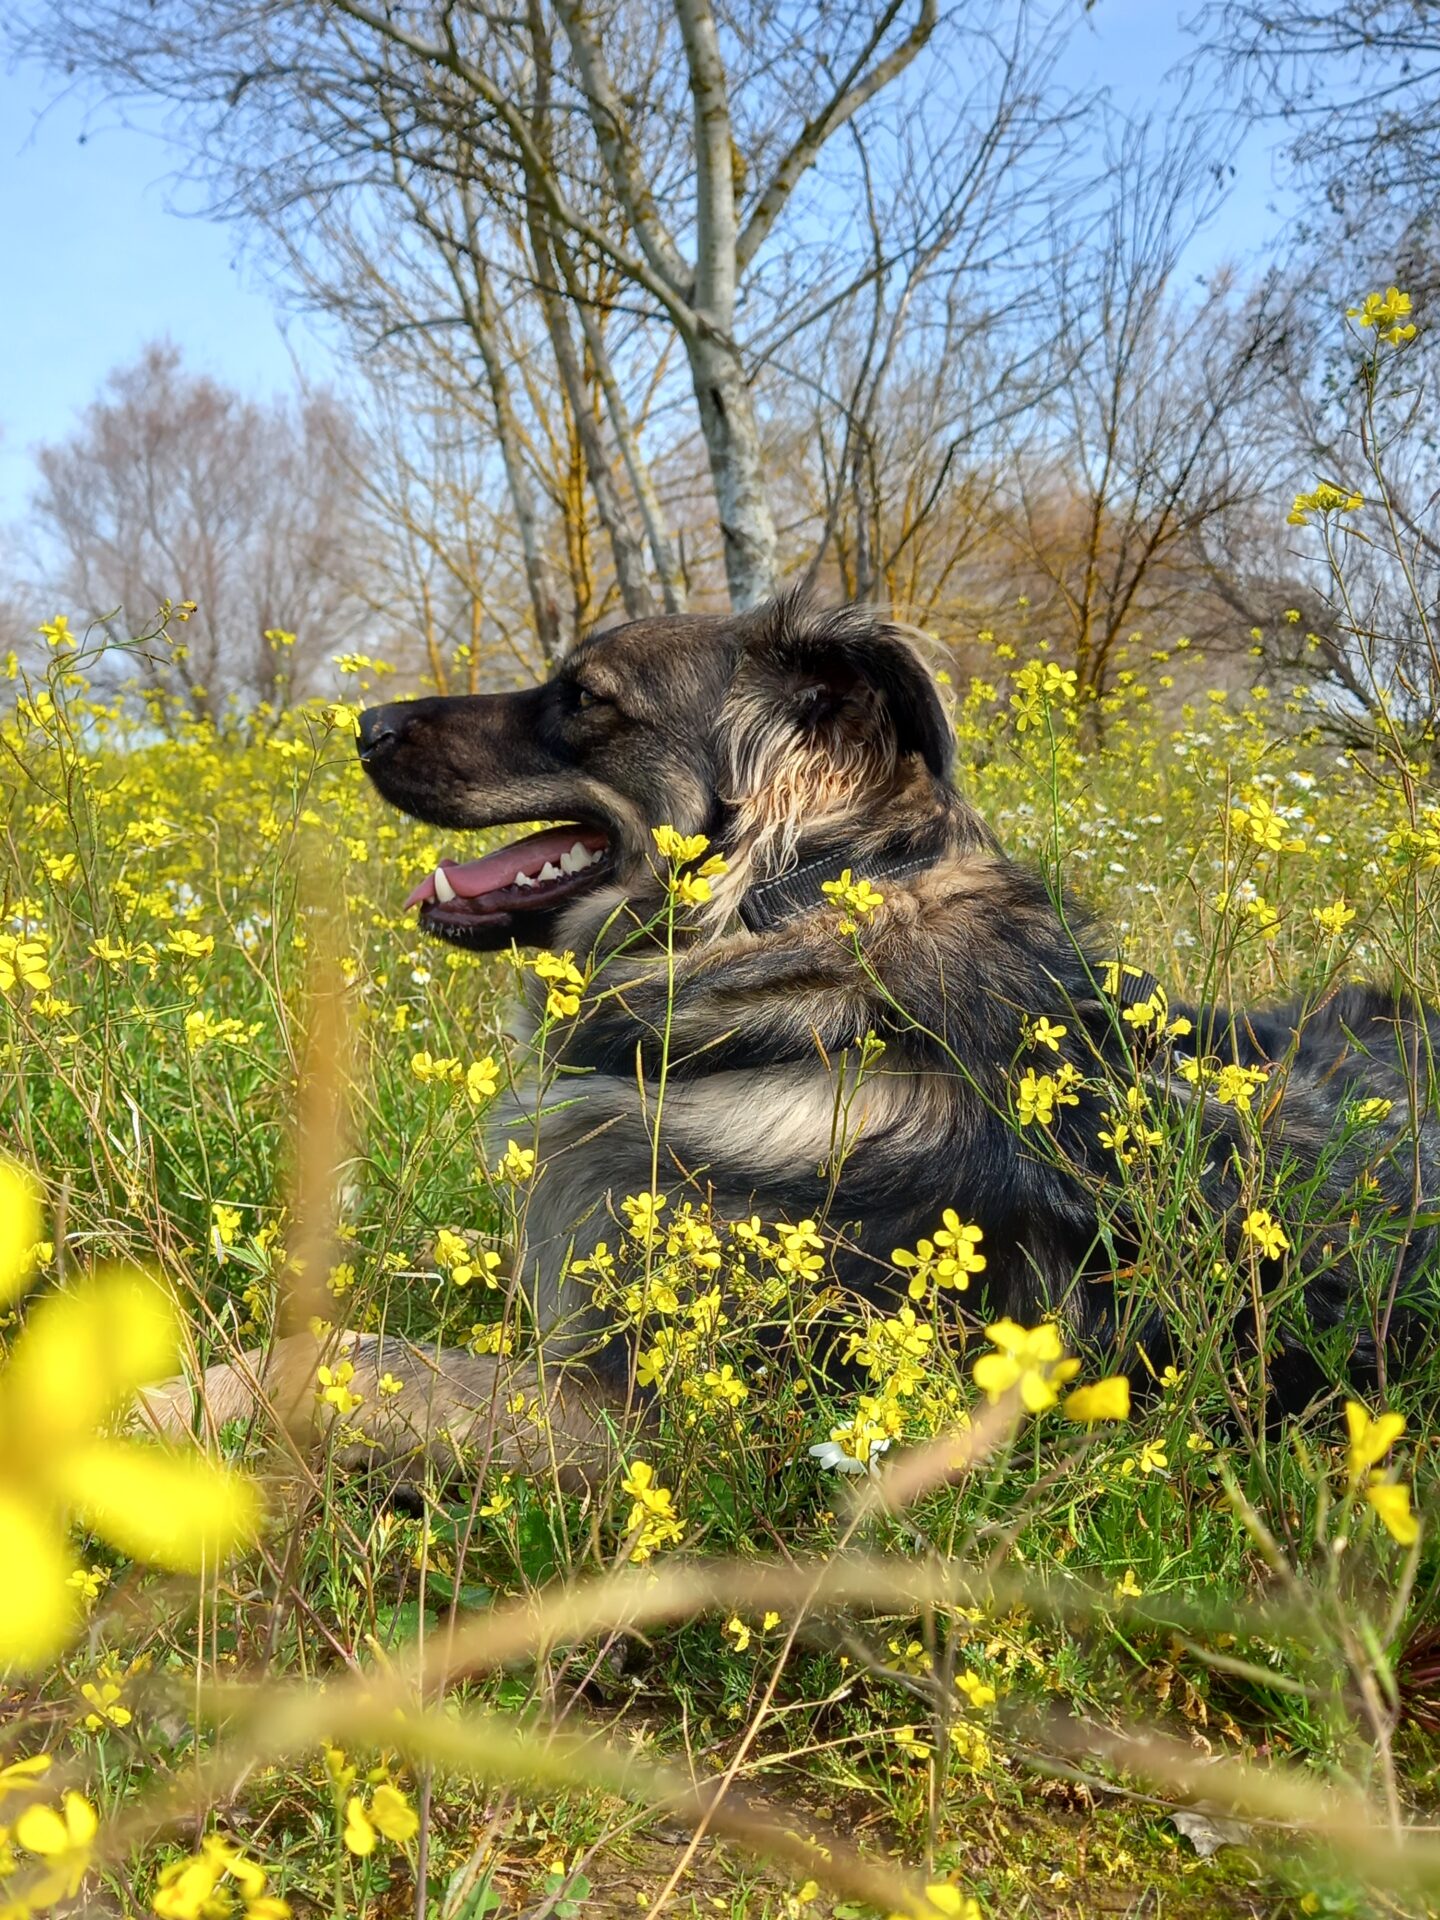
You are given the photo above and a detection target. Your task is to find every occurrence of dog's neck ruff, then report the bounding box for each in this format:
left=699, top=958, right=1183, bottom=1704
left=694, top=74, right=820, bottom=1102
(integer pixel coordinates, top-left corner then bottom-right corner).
left=737, top=845, right=937, bottom=933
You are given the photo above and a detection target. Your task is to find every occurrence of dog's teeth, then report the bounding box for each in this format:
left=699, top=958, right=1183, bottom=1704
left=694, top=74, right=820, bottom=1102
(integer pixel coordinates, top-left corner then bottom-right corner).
left=432, top=866, right=456, bottom=904
left=560, top=848, right=583, bottom=875
left=538, top=861, right=562, bottom=881
left=514, top=871, right=534, bottom=889
left=569, top=841, right=589, bottom=866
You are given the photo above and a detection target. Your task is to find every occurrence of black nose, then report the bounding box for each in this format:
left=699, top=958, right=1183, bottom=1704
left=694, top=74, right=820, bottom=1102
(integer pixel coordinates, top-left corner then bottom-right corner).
left=357, top=702, right=402, bottom=765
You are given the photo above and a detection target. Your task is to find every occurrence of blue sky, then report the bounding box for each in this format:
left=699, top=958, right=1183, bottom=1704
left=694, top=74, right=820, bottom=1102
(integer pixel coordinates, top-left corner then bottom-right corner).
left=0, top=69, right=326, bottom=525
left=0, top=1, right=1293, bottom=528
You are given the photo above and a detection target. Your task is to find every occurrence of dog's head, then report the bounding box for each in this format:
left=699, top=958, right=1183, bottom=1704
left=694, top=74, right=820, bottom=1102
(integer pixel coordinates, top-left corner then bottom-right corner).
left=358, top=596, right=959, bottom=950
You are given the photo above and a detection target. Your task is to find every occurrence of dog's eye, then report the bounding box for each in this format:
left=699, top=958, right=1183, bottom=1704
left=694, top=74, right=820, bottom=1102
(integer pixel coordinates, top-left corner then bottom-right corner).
left=574, top=686, right=609, bottom=712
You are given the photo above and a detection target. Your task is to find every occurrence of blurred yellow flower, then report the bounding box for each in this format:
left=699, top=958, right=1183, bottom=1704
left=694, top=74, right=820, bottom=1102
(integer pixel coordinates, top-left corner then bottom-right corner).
left=342, top=1781, right=420, bottom=1856
left=1366, top=1479, right=1420, bottom=1546
left=1062, top=1377, right=1131, bottom=1424
left=1344, top=1401, right=1405, bottom=1487
left=0, top=1158, right=261, bottom=1672
left=973, top=1319, right=1080, bottom=1412
left=14, top=1790, right=98, bottom=1901
left=885, top=1884, right=980, bottom=1920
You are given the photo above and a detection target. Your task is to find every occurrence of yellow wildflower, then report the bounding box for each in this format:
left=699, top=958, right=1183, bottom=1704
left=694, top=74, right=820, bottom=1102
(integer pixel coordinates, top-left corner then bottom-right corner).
left=1062, top=1377, right=1131, bottom=1423
left=1241, top=1209, right=1290, bottom=1260
left=1344, top=1401, right=1405, bottom=1487
left=972, top=1319, right=1080, bottom=1412
left=1366, top=1479, right=1420, bottom=1546
left=0, top=1159, right=259, bottom=1672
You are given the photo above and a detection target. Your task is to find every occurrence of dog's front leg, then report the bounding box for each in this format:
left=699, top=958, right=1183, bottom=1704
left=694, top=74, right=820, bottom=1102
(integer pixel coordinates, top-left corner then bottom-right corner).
left=137, top=1329, right=640, bottom=1495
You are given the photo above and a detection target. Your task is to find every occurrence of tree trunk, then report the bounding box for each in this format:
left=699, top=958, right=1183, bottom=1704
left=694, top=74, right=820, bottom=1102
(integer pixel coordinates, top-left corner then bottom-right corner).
left=685, top=331, right=780, bottom=608
left=553, top=235, right=688, bottom=612
left=527, top=208, right=658, bottom=621
left=465, top=260, right=566, bottom=667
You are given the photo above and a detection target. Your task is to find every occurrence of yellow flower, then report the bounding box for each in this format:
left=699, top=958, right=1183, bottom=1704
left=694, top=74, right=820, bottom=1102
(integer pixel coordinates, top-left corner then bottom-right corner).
left=0, top=1161, right=260, bottom=1672
left=80, top=1673, right=131, bottom=1730
left=36, top=614, right=74, bottom=649
left=619, top=1459, right=684, bottom=1562
left=465, top=1056, right=500, bottom=1105
left=1313, top=899, right=1356, bottom=937
left=1286, top=482, right=1364, bottom=526
left=886, top=1884, right=980, bottom=1920
left=1015, top=1063, right=1081, bottom=1128
left=972, top=1319, right=1080, bottom=1413
left=67, top=1563, right=110, bottom=1602
left=1241, top=1209, right=1289, bottom=1260
left=1366, top=1479, right=1420, bottom=1546
left=531, top=948, right=586, bottom=1018
left=493, top=1141, right=536, bottom=1184
left=955, top=1670, right=997, bottom=1709
left=349, top=1773, right=423, bottom=1857
left=1114, top=1567, right=1143, bottom=1598
left=14, top=1790, right=98, bottom=1899
left=1062, top=1376, right=1131, bottom=1423
left=820, top=869, right=885, bottom=929
left=1178, top=1056, right=1270, bottom=1115
left=1010, top=659, right=1077, bottom=731
left=0, top=933, right=52, bottom=996
left=1344, top=1401, right=1405, bottom=1487
left=1347, top=285, right=1417, bottom=346
left=316, top=1361, right=363, bottom=1418
left=164, top=929, right=216, bottom=960
left=725, top=1616, right=752, bottom=1652
left=378, top=1373, right=404, bottom=1398
left=1124, top=1440, right=1169, bottom=1477
left=1229, top=789, right=1306, bottom=854
left=775, top=1217, right=825, bottom=1280
left=651, top=824, right=712, bottom=864
left=410, top=1050, right=463, bottom=1084
left=0, top=1753, right=52, bottom=1796
left=1022, top=1014, right=1068, bottom=1051
left=343, top=1794, right=378, bottom=1856
left=697, top=1364, right=747, bottom=1409
left=211, top=1204, right=243, bottom=1251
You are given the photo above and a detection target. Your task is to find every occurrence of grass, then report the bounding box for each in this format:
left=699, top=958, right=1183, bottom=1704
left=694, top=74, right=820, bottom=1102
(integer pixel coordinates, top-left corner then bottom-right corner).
left=2, top=581, right=1439, bottom=1920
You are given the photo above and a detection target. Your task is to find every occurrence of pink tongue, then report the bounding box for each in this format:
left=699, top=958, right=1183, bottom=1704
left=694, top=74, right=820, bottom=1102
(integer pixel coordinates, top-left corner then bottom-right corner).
left=404, top=825, right=608, bottom=910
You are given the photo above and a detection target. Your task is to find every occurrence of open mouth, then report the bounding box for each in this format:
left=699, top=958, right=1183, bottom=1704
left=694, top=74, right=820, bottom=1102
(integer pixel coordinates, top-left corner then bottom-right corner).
left=404, top=824, right=612, bottom=940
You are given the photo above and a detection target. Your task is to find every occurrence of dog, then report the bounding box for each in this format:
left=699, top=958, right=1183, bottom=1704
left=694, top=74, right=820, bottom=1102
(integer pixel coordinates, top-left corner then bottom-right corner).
left=144, top=597, right=1439, bottom=1481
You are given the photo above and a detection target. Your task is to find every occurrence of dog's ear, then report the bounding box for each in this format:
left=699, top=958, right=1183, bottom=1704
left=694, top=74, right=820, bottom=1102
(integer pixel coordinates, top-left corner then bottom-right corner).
left=738, top=598, right=954, bottom=783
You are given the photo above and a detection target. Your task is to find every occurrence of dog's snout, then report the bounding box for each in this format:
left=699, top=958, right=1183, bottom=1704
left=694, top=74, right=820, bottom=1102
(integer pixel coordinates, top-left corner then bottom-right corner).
left=357, top=702, right=405, bottom=765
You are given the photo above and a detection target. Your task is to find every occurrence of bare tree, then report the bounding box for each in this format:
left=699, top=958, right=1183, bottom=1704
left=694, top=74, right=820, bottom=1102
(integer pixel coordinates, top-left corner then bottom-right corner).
left=1205, top=0, right=1440, bottom=227
left=1203, top=274, right=1440, bottom=750
left=982, top=120, right=1288, bottom=706
left=29, top=343, right=366, bottom=716
left=16, top=0, right=1076, bottom=612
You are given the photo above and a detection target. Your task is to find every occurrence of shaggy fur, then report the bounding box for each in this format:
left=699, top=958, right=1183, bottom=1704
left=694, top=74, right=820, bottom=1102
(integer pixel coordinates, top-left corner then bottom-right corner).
left=145, top=598, right=1440, bottom=1479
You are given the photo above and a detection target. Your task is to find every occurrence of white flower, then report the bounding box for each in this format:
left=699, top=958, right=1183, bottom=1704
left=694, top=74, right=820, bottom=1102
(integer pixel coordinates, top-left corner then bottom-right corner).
left=808, top=1438, right=890, bottom=1476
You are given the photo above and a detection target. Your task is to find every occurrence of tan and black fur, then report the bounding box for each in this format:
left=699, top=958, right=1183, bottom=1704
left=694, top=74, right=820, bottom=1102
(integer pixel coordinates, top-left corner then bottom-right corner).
left=145, top=598, right=1440, bottom=1479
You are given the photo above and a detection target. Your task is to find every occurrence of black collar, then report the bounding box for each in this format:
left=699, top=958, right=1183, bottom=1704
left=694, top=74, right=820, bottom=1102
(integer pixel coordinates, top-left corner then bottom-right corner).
left=738, top=845, right=938, bottom=933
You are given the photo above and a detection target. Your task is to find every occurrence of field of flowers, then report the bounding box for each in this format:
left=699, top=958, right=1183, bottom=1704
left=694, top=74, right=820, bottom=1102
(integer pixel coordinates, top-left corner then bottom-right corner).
left=3, top=302, right=1440, bottom=1920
